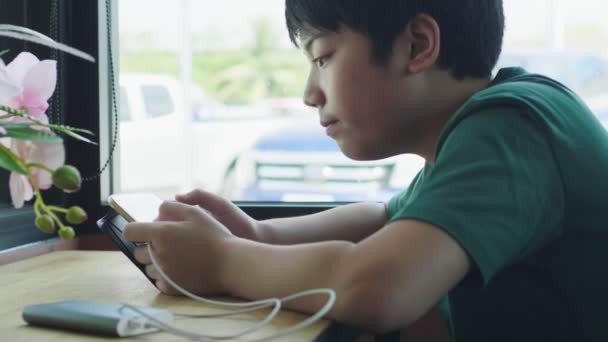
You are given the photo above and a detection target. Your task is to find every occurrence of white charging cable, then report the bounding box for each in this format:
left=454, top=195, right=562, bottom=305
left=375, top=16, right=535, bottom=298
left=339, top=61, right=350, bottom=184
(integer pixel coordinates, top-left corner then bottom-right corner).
left=122, top=243, right=336, bottom=341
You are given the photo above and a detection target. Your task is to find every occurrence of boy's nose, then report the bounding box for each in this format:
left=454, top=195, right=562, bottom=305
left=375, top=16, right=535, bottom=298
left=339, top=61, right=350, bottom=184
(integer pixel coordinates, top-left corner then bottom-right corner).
left=303, top=84, right=325, bottom=109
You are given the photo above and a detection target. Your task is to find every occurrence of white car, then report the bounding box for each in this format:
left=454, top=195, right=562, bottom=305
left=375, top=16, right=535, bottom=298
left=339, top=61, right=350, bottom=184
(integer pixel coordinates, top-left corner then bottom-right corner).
left=116, top=73, right=296, bottom=198
left=117, top=73, right=189, bottom=195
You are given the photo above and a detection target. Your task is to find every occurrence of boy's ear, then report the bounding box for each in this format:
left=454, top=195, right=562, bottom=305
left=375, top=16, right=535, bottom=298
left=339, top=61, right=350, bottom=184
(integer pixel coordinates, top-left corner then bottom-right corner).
left=397, top=14, right=441, bottom=74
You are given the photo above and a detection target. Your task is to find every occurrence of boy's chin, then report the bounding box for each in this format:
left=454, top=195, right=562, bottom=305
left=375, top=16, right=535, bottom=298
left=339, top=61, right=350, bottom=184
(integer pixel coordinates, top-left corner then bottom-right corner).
left=338, top=143, right=385, bottom=161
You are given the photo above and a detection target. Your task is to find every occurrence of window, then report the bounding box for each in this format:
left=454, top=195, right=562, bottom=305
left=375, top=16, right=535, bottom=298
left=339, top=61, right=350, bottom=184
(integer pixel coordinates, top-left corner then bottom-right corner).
left=498, top=0, right=608, bottom=120
left=114, top=0, right=608, bottom=205
left=115, top=0, right=425, bottom=203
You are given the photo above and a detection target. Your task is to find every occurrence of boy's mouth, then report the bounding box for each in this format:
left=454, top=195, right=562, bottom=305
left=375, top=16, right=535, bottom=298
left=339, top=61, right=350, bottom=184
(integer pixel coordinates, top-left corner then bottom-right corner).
left=320, top=119, right=338, bottom=127
left=321, top=119, right=339, bottom=137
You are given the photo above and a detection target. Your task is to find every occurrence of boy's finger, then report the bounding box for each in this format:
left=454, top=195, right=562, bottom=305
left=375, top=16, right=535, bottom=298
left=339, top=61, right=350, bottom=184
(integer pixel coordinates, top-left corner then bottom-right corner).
left=132, top=245, right=151, bottom=264
left=123, top=222, right=165, bottom=242
left=176, top=189, right=225, bottom=213
left=145, top=264, right=160, bottom=280
left=175, top=189, right=212, bottom=205
left=156, top=280, right=180, bottom=296
left=159, top=200, right=208, bottom=221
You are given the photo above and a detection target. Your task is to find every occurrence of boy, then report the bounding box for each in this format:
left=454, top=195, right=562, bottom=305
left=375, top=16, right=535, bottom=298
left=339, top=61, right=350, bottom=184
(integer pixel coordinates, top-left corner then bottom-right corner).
left=123, top=1, right=608, bottom=341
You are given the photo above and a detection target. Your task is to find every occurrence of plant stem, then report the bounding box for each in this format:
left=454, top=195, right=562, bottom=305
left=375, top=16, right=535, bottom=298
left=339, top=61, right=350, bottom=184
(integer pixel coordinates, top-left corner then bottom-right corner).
left=0, top=105, right=26, bottom=117
left=27, top=162, right=54, bottom=174
left=30, top=178, right=66, bottom=231
left=47, top=205, right=68, bottom=214
left=33, top=197, right=42, bottom=217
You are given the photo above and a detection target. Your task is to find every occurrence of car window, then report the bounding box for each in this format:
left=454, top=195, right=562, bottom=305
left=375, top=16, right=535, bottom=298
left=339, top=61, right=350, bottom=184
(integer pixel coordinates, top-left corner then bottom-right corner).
left=119, top=86, right=131, bottom=122
left=141, top=84, right=174, bottom=118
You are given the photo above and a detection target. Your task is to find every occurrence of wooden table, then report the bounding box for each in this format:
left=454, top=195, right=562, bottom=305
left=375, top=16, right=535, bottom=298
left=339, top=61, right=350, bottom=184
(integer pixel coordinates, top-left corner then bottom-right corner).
left=0, top=250, right=333, bottom=341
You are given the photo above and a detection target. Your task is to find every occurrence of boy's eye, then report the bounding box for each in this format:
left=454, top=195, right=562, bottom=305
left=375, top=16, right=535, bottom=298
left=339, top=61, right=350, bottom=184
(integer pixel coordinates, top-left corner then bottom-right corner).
left=312, top=54, right=331, bottom=68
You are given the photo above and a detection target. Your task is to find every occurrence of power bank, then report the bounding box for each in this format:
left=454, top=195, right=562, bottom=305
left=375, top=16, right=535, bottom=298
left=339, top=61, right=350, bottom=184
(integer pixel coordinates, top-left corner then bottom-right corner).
left=23, top=300, right=173, bottom=337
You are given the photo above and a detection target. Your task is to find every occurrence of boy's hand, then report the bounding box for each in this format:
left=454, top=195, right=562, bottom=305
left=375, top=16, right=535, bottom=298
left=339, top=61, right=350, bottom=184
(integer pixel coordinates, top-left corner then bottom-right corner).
left=123, top=200, right=234, bottom=296
left=175, top=189, right=263, bottom=242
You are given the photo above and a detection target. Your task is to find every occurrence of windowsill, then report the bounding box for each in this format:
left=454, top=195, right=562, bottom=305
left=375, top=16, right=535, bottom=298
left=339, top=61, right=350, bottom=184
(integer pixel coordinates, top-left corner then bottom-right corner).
left=0, top=233, right=117, bottom=266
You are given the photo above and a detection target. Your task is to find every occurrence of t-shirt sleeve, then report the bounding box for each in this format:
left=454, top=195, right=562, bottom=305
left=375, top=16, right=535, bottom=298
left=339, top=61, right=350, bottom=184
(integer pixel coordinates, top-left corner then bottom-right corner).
left=388, top=107, right=565, bottom=286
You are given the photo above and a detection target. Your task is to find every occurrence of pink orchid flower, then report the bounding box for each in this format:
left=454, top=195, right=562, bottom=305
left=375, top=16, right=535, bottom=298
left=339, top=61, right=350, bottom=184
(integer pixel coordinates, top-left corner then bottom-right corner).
left=1, top=59, right=18, bottom=136
left=9, top=140, right=65, bottom=208
left=2, top=52, right=57, bottom=123
left=0, top=59, right=21, bottom=104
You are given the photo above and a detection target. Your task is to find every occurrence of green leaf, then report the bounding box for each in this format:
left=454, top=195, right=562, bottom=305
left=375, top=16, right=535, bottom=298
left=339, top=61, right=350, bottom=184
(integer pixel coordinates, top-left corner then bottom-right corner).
left=61, top=129, right=97, bottom=145
left=0, top=25, right=95, bottom=62
left=65, top=126, right=95, bottom=136
left=46, top=124, right=96, bottom=144
left=0, top=144, right=26, bottom=175
left=52, top=124, right=96, bottom=137
left=1, top=123, right=63, bottom=144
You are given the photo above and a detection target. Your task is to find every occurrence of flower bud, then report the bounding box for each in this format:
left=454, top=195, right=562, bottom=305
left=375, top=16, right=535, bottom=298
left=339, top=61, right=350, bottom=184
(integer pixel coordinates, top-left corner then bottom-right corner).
left=66, top=206, right=88, bottom=225
left=58, top=226, right=75, bottom=240
left=35, top=215, right=55, bottom=234
left=52, top=165, right=81, bottom=192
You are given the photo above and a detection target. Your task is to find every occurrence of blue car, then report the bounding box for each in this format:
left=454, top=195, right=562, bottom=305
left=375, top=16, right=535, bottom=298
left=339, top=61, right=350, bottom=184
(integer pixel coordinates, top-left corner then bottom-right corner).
left=225, top=119, right=424, bottom=202
left=224, top=50, right=608, bottom=202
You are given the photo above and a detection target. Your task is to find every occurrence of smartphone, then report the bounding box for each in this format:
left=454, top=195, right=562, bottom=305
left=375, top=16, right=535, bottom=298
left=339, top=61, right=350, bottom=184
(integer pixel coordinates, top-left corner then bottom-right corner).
left=107, top=193, right=163, bottom=223
left=96, top=193, right=163, bottom=285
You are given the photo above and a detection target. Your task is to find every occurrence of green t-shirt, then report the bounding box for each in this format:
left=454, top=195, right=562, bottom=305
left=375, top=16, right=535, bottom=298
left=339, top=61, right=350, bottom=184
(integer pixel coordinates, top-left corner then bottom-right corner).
left=387, top=67, right=608, bottom=342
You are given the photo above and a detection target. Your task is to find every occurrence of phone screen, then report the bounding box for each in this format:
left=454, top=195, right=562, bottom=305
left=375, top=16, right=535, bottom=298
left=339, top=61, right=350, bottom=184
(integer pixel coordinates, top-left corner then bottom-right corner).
left=108, top=193, right=163, bottom=223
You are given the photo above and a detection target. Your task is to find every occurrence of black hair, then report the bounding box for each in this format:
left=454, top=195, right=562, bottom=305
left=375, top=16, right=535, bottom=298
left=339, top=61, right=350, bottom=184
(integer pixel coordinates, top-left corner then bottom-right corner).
left=285, top=0, right=505, bottom=80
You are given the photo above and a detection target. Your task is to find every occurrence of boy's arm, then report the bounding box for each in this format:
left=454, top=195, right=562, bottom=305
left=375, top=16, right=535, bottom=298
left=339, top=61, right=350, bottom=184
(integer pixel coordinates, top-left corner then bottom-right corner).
left=174, top=190, right=386, bottom=245
left=220, top=218, right=470, bottom=334
left=259, top=202, right=388, bottom=244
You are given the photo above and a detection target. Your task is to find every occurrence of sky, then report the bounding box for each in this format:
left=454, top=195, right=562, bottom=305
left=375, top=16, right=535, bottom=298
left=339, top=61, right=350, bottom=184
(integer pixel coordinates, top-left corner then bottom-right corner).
left=119, top=0, right=284, bottom=32
left=119, top=0, right=291, bottom=49
left=118, top=0, right=608, bottom=50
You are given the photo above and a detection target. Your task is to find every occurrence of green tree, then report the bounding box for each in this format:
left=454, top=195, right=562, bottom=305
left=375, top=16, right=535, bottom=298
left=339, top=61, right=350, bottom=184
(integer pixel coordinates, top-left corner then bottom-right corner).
left=212, top=17, right=304, bottom=103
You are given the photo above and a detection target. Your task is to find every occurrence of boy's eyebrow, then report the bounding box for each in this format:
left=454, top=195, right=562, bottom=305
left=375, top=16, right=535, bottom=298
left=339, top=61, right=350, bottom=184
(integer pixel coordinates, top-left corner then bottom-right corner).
left=302, top=32, right=327, bottom=55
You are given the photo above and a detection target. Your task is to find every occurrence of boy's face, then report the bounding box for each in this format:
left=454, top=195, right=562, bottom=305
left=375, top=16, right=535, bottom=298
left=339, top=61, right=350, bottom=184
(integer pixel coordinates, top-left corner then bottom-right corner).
left=301, top=27, right=431, bottom=161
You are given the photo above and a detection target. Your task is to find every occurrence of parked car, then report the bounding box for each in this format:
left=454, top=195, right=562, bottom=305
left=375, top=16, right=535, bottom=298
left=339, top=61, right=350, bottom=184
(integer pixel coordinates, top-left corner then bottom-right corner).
left=221, top=50, right=608, bottom=202
left=117, top=73, right=297, bottom=198
left=117, top=73, right=189, bottom=195
left=222, top=117, right=424, bottom=202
